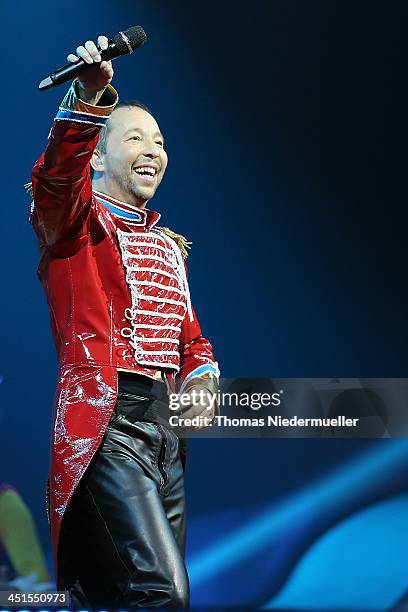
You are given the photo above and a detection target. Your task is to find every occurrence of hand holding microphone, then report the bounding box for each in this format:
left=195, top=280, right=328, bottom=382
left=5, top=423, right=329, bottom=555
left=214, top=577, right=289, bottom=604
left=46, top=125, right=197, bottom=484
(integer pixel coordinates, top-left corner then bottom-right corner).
left=38, top=26, right=147, bottom=94
left=66, top=35, right=114, bottom=104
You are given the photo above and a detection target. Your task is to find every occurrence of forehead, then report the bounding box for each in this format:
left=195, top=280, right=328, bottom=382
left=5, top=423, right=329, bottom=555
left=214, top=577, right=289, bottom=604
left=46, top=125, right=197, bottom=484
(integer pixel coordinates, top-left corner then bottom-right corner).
left=107, top=106, right=161, bottom=138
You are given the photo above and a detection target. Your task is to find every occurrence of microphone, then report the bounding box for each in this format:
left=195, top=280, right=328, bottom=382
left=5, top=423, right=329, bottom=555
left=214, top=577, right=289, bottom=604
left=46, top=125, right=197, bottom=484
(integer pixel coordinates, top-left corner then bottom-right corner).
left=38, top=26, right=147, bottom=91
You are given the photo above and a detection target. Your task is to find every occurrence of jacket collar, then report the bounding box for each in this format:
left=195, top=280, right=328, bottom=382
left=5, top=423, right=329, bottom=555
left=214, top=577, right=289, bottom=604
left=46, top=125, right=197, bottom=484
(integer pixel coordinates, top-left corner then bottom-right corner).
left=93, top=190, right=161, bottom=230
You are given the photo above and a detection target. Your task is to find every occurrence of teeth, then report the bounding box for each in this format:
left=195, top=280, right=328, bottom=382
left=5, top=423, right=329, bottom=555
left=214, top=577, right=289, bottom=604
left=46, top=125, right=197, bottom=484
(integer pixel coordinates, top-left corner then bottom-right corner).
left=135, top=166, right=156, bottom=176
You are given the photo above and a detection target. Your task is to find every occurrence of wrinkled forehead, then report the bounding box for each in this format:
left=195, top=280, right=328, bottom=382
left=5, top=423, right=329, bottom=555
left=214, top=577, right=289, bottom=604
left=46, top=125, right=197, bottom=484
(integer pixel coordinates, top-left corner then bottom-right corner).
left=107, top=106, right=162, bottom=139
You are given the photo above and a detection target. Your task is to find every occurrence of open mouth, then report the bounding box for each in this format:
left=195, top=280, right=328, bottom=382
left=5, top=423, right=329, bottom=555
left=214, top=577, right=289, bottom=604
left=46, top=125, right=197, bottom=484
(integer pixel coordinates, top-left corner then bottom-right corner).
left=133, top=165, right=158, bottom=182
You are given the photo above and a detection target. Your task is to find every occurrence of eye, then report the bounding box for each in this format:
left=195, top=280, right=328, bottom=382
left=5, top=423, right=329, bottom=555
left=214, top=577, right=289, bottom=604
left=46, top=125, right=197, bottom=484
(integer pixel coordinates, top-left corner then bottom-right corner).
left=128, top=135, right=142, bottom=141
left=155, top=141, right=164, bottom=147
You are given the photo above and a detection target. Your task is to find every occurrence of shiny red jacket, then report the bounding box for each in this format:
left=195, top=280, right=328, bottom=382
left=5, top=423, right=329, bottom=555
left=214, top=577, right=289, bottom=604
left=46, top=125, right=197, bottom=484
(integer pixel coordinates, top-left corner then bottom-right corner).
left=30, top=81, right=219, bottom=571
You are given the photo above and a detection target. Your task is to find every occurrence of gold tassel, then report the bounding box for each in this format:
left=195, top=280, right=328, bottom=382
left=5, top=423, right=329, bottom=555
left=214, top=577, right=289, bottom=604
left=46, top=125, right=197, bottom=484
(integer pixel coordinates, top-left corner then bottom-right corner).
left=24, top=181, right=33, bottom=198
left=156, top=226, right=192, bottom=260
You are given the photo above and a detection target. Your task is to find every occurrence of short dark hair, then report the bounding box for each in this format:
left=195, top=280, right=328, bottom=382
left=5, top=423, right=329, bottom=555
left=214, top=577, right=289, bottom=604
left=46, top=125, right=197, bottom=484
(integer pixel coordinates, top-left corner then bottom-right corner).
left=91, top=100, right=154, bottom=176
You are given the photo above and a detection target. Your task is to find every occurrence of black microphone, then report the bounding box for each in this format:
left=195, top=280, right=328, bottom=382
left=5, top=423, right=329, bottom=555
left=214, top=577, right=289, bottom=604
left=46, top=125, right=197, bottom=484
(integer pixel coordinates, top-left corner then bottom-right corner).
left=38, top=26, right=147, bottom=91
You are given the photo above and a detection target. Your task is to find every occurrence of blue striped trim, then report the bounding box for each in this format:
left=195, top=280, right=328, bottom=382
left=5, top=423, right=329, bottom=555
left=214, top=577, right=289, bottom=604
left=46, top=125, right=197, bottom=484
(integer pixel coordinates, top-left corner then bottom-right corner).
left=55, top=108, right=109, bottom=127
left=97, top=197, right=142, bottom=221
left=182, top=363, right=219, bottom=387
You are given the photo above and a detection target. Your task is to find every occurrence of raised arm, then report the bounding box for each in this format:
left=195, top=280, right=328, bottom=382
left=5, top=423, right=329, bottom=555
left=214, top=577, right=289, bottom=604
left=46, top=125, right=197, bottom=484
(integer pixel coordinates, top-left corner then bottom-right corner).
left=30, top=36, right=118, bottom=254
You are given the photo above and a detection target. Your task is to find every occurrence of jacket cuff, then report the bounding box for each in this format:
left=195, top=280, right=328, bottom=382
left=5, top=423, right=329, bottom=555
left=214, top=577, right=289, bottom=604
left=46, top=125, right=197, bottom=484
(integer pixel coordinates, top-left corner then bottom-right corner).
left=55, top=79, right=118, bottom=128
left=179, top=362, right=220, bottom=394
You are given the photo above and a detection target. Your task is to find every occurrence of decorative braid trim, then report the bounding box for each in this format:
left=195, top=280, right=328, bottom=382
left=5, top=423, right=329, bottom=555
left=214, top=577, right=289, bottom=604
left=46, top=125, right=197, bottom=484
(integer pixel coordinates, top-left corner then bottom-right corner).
left=156, top=226, right=192, bottom=260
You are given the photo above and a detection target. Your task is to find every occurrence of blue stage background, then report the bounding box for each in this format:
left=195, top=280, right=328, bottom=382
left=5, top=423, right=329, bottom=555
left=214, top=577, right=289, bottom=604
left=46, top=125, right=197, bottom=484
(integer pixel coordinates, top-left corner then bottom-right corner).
left=1, top=1, right=407, bottom=608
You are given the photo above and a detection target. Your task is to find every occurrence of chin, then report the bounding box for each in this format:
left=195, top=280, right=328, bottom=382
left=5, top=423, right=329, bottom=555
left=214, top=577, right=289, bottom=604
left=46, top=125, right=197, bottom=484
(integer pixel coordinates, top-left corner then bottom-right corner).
left=131, top=187, right=156, bottom=204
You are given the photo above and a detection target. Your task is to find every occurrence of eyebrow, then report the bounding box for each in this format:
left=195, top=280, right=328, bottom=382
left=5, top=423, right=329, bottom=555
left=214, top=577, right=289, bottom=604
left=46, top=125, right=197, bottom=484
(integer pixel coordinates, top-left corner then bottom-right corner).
left=123, top=127, right=165, bottom=142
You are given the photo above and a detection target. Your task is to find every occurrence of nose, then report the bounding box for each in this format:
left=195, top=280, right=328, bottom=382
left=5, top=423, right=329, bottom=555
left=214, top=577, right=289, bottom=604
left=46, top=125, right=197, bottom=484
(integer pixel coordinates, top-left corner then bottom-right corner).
left=140, top=138, right=161, bottom=159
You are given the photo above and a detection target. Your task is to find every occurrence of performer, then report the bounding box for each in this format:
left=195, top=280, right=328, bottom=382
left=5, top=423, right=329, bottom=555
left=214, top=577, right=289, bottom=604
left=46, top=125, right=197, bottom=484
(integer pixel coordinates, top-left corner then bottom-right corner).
left=29, top=35, right=219, bottom=608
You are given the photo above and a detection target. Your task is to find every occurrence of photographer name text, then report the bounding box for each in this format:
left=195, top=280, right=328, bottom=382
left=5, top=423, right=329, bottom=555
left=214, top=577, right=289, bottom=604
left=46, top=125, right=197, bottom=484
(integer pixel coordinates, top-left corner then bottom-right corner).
left=169, top=415, right=359, bottom=428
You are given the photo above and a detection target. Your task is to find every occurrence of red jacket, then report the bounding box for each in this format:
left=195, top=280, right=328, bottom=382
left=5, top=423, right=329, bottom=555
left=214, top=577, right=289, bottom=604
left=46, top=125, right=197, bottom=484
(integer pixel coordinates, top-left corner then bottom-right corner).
left=30, top=81, right=219, bottom=571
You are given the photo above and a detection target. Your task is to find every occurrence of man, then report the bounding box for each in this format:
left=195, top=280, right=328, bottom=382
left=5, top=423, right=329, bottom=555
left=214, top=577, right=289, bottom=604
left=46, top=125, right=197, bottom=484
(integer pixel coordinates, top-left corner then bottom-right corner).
left=29, top=35, right=219, bottom=609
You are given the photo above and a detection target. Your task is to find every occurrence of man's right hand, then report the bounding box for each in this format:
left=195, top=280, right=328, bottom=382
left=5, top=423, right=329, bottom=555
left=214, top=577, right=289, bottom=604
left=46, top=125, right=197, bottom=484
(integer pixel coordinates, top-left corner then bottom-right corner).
left=67, top=35, right=114, bottom=104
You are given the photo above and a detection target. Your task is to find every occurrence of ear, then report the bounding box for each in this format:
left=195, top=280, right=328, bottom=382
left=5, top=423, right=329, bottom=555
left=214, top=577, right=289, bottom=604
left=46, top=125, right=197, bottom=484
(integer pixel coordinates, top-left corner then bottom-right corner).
left=91, top=149, right=105, bottom=173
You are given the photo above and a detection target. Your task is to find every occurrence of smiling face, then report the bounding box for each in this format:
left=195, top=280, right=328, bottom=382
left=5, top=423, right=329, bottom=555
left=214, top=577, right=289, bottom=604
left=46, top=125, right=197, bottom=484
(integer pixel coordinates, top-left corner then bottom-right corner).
left=91, top=105, right=168, bottom=208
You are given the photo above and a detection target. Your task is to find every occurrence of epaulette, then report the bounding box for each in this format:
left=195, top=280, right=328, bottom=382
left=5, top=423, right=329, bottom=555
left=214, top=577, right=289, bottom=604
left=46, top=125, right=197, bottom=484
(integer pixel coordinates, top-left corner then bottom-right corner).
left=156, top=226, right=192, bottom=260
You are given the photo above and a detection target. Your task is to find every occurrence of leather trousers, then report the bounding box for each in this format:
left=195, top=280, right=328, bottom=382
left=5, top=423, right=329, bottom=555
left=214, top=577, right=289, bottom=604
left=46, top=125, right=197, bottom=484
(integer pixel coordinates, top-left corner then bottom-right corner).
left=58, top=374, right=189, bottom=609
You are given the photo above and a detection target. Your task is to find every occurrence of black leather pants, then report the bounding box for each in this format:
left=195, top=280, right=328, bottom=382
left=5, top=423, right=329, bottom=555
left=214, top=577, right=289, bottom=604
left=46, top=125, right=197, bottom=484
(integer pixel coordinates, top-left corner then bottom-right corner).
left=58, top=374, right=189, bottom=609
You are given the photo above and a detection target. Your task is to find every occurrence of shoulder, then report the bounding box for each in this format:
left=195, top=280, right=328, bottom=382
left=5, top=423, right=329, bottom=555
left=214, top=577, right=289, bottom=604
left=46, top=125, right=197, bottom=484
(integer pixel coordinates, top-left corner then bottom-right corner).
left=153, top=226, right=192, bottom=260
